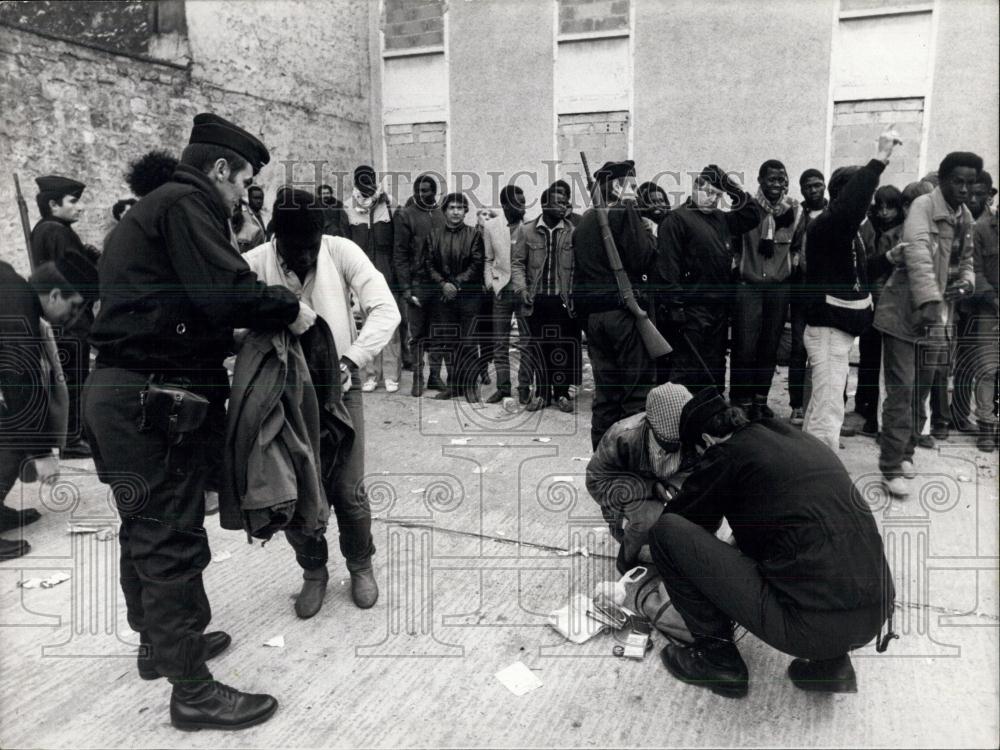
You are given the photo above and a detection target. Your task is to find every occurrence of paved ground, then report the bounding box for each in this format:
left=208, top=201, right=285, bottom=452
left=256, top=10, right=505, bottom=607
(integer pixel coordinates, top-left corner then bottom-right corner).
left=1, top=363, right=997, bottom=749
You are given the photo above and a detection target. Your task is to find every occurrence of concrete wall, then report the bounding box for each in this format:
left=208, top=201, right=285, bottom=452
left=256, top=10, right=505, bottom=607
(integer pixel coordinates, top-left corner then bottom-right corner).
left=633, top=0, right=836, bottom=200
left=832, top=99, right=925, bottom=187
left=924, top=0, right=999, bottom=179
left=447, top=0, right=555, bottom=213
left=0, top=1, right=372, bottom=275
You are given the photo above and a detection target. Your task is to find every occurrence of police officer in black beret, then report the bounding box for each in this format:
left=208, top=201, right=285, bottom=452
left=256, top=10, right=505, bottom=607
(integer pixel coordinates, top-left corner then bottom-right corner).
left=571, top=160, right=659, bottom=449
left=85, top=113, right=316, bottom=731
left=32, top=174, right=100, bottom=458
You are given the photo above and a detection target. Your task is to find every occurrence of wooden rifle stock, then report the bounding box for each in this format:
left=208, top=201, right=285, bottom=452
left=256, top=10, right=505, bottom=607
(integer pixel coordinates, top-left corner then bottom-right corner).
left=580, top=152, right=671, bottom=359
left=13, top=173, right=35, bottom=272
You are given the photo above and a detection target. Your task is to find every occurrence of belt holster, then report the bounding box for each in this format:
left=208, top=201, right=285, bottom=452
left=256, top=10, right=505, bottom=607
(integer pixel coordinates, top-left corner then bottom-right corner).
left=137, top=378, right=209, bottom=447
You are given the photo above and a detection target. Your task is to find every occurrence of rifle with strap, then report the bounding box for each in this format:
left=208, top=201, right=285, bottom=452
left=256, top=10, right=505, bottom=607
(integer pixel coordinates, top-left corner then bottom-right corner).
left=13, top=174, right=35, bottom=272
left=580, top=152, right=671, bottom=359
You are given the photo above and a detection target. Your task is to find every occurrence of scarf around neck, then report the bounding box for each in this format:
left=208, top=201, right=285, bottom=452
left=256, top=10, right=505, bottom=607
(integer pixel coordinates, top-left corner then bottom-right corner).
left=755, top=188, right=798, bottom=258
left=347, top=188, right=392, bottom=226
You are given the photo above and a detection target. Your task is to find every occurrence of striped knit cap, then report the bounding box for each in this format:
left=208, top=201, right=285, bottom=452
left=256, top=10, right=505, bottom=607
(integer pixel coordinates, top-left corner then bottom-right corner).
left=645, top=383, right=693, bottom=443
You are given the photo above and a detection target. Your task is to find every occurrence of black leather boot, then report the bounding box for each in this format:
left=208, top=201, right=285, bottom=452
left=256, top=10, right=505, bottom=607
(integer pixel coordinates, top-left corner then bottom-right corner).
left=294, top=566, right=329, bottom=619
left=350, top=566, right=379, bottom=609
left=0, top=538, right=30, bottom=560
left=660, top=637, right=749, bottom=698
left=139, top=631, right=232, bottom=680
left=788, top=654, right=857, bottom=693
left=410, top=374, right=424, bottom=397
left=0, top=505, right=41, bottom=533
left=170, top=680, right=278, bottom=731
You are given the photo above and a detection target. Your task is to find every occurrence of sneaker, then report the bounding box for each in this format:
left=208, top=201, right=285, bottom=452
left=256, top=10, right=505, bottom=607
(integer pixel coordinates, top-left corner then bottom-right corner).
left=525, top=396, right=545, bottom=412
left=361, top=378, right=378, bottom=393
left=884, top=475, right=910, bottom=498
left=900, top=460, right=916, bottom=479
left=385, top=379, right=399, bottom=393
left=556, top=396, right=574, bottom=413
left=789, top=407, right=804, bottom=426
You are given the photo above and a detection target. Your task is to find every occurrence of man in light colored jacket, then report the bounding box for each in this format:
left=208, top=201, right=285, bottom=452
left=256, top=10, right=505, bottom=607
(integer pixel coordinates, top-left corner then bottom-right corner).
left=874, top=152, right=980, bottom=498
left=482, top=184, right=527, bottom=403
left=244, top=188, right=400, bottom=618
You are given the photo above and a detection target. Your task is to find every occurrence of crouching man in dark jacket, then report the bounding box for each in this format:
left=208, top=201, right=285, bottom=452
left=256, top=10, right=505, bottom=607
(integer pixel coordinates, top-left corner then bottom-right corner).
left=650, top=389, right=895, bottom=699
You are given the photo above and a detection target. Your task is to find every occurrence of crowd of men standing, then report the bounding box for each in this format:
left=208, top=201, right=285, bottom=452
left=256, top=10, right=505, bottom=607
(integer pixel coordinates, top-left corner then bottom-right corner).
left=0, top=110, right=997, bottom=726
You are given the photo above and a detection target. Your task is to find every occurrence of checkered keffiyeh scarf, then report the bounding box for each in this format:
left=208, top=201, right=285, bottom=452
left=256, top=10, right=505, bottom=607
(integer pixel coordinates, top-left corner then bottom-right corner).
left=754, top=188, right=798, bottom=258
left=645, top=383, right=693, bottom=443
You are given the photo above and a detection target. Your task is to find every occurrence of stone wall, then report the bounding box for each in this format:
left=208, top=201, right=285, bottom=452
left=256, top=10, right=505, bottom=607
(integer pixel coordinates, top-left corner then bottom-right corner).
left=0, top=1, right=373, bottom=275
left=832, top=99, right=924, bottom=188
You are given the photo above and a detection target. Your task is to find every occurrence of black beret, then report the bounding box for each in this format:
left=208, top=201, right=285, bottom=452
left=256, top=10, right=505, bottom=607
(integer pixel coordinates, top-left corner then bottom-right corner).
left=594, top=160, right=635, bottom=183
left=54, top=250, right=99, bottom=302
left=35, top=175, right=85, bottom=199
left=189, top=113, right=270, bottom=174
left=679, top=387, right=729, bottom=446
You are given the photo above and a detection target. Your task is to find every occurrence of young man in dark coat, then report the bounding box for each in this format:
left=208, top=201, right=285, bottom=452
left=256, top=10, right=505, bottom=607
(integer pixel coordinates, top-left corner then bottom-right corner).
left=650, top=390, right=895, bottom=699
left=424, top=192, right=485, bottom=401
left=86, top=113, right=314, bottom=731
left=393, top=173, right=446, bottom=395
left=31, top=175, right=98, bottom=458
left=657, top=165, right=760, bottom=395
left=802, top=126, right=901, bottom=452
left=572, top=160, right=658, bottom=449
left=0, top=253, right=95, bottom=559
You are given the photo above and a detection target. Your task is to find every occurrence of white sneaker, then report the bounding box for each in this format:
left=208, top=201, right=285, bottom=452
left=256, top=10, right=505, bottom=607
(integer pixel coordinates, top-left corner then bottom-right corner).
left=884, top=476, right=910, bottom=498
left=385, top=379, right=399, bottom=393
left=362, top=377, right=378, bottom=393
left=900, top=460, right=916, bottom=479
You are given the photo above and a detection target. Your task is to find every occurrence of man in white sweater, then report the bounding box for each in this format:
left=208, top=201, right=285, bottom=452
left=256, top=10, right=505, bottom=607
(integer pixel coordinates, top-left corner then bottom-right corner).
left=244, top=188, right=400, bottom=618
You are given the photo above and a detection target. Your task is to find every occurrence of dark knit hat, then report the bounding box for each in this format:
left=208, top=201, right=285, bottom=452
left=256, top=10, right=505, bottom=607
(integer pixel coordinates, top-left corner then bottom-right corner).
left=799, top=168, right=825, bottom=185
left=189, top=113, right=270, bottom=174
left=54, top=250, right=99, bottom=302
left=35, top=175, right=85, bottom=202
left=646, top=383, right=692, bottom=443
left=271, top=188, right=325, bottom=237
left=679, top=387, right=728, bottom=446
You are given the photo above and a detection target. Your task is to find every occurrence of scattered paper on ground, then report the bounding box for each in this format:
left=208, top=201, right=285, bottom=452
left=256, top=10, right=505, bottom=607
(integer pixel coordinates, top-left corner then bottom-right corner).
left=552, top=475, right=574, bottom=482
left=263, top=635, right=285, bottom=648
left=18, top=572, right=71, bottom=590
left=472, top=467, right=486, bottom=474
left=450, top=438, right=469, bottom=445
left=495, top=661, right=543, bottom=696
left=212, top=551, right=232, bottom=563
left=572, top=456, right=589, bottom=461
left=556, top=545, right=589, bottom=558
left=548, top=593, right=605, bottom=644
left=411, top=488, right=426, bottom=494
left=533, top=437, right=551, bottom=443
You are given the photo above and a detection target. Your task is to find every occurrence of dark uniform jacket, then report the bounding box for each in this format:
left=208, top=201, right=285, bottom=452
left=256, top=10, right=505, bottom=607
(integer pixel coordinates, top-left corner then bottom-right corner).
left=393, top=202, right=445, bottom=302
left=667, top=419, right=893, bottom=613
left=90, top=164, right=299, bottom=375
left=0, top=261, right=68, bottom=451
left=30, top=217, right=96, bottom=268
left=571, top=202, right=656, bottom=317
left=656, top=195, right=761, bottom=306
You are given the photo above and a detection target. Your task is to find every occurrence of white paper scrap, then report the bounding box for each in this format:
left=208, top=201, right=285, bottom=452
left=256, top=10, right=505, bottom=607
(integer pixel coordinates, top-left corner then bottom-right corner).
left=212, top=551, right=232, bottom=563
left=18, top=571, right=71, bottom=590
left=533, top=437, right=551, bottom=443
left=263, top=635, right=285, bottom=648
left=552, top=476, right=574, bottom=483
left=495, top=661, right=543, bottom=696
left=411, top=488, right=426, bottom=495
left=549, top=593, right=605, bottom=644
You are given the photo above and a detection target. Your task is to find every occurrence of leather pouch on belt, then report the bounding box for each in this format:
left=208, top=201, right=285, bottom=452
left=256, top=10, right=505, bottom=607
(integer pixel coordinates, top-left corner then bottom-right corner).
left=138, top=381, right=209, bottom=443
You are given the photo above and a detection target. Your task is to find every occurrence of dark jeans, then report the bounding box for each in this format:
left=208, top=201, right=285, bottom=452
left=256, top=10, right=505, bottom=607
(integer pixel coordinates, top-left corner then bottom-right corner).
left=586, top=308, right=657, bottom=449
left=521, top=295, right=578, bottom=402
left=649, top=513, right=886, bottom=659
left=406, top=298, right=443, bottom=383
left=0, top=449, right=28, bottom=505
left=731, top=283, right=788, bottom=404
left=428, top=292, right=482, bottom=391
left=58, top=327, right=90, bottom=442
left=880, top=333, right=949, bottom=475
left=84, top=366, right=225, bottom=681
left=285, top=372, right=375, bottom=573
left=788, top=302, right=808, bottom=409
left=670, top=302, right=729, bottom=396
left=490, top=288, right=531, bottom=395
left=855, top=325, right=883, bottom=422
